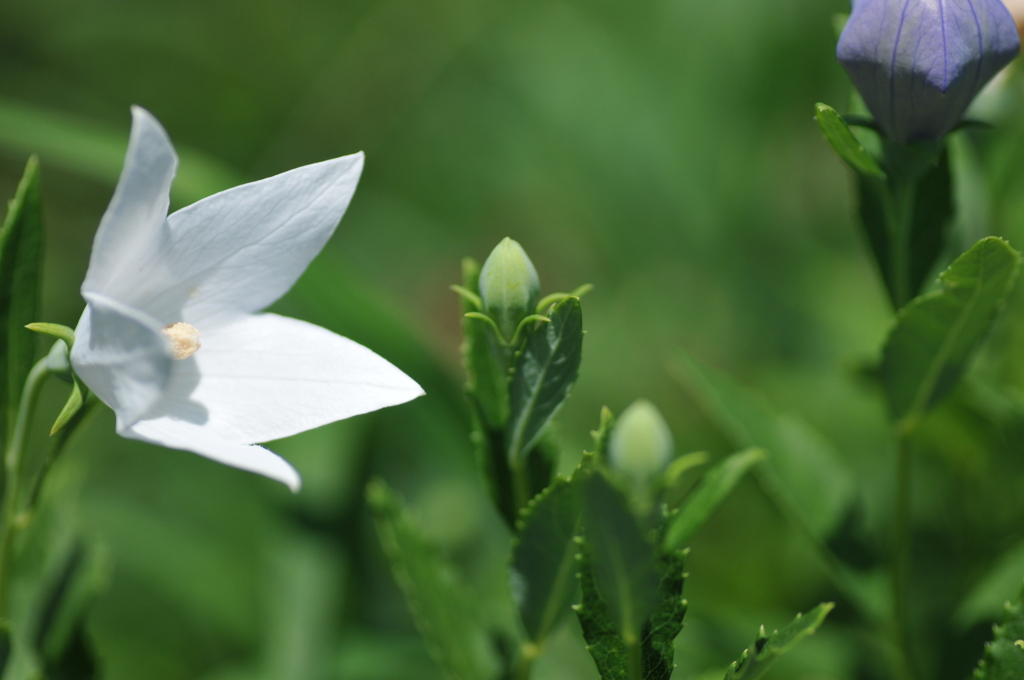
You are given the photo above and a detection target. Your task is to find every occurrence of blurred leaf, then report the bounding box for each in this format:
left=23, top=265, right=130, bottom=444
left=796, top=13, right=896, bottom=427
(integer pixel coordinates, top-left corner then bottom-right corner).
left=0, top=156, right=43, bottom=442
left=973, top=583, right=1024, bottom=680
left=883, top=237, right=1021, bottom=426
left=581, top=472, right=659, bottom=639
left=723, top=603, right=834, bottom=680
left=663, top=448, right=764, bottom=551
left=0, top=98, right=242, bottom=205
left=34, top=542, right=108, bottom=680
left=0, top=623, right=9, bottom=678
left=959, top=542, right=1024, bottom=628
left=460, top=257, right=508, bottom=429
left=670, top=353, right=855, bottom=538
left=574, top=537, right=628, bottom=679
left=367, top=480, right=496, bottom=680
left=507, top=297, right=583, bottom=465
left=511, top=475, right=580, bottom=644
left=640, top=547, right=687, bottom=680
left=814, top=104, right=885, bottom=180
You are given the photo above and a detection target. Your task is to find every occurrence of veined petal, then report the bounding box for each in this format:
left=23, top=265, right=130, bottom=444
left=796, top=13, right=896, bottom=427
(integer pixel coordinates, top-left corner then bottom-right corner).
left=156, top=153, right=364, bottom=329
left=139, top=313, right=424, bottom=446
left=70, top=292, right=173, bottom=429
left=82, top=107, right=177, bottom=302
left=123, top=418, right=302, bottom=491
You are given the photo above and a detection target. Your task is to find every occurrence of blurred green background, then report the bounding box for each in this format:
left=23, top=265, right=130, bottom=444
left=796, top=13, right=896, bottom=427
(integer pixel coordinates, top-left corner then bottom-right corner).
left=4, top=0, right=1024, bottom=678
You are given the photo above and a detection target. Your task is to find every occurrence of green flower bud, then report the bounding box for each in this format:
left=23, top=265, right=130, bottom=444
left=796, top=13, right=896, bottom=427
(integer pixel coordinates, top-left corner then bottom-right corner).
left=609, top=400, right=673, bottom=481
left=479, top=237, right=540, bottom=342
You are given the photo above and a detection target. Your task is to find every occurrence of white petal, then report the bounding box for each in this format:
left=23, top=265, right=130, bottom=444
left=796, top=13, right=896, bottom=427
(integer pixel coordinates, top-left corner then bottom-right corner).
left=139, top=312, right=424, bottom=445
left=82, top=107, right=177, bottom=304
left=70, top=292, right=173, bottom=429
left=123, top=419, right=302, bottom=491
left=160, top=153, right=364, bottom=328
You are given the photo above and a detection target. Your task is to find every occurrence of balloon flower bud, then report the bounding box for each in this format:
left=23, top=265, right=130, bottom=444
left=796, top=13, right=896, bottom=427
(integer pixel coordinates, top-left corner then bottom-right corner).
left=609, top=400, right=673, bottom=482
left=837, top=0, right=1019, bottom=143
left=479, top=237, right=540, bottom=342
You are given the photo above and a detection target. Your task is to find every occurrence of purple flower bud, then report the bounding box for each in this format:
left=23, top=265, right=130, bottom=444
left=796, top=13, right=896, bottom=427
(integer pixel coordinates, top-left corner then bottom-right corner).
left=837, top=0, right=1020, bottom=143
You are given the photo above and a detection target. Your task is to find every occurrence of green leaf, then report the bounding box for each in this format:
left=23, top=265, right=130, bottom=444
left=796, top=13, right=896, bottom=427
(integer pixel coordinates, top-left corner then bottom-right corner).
left=581, top=472, right=660, bottom=640
left=883, top=237, right=1021, bottom=427
left=33, top=542, right=108, bottom=680
left=367, top=480, right=497, bottom=680
left=460, top=257, right=508, bottom=429
left=854, top=145, right=953, bottom=309
left=574, top=537, right=628, bottom=679
left=973, top=583, right=1024, bottom=680
left=507, top=297, right=583, bottom=464
left=814, top=104, right=886, bottom=180
left=575, top=527, right=687, bottom=680
left=664, top=448, right=764, bottom=551
left=670, top=354, right=855, bottom=539
left=0, top=157, right=44, bottom=444
left=511, top=475, right=581, bottom=645
left=639, top=547, right=688, bottom=680
left=907, top=147, right=953, bottom=299
left=49, top=380, right=85, bottom=437
left=25, top=323, right=74, bottom=348
left=724, top=603, right=834, bottom=680
left=957, top=541, right=1024, bottom=628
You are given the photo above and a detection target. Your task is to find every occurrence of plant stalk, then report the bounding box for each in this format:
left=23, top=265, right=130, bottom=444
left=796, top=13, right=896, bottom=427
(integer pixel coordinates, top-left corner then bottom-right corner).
left=892, top=430, right=917, bottom=680
left=0, top=358, right=49, bottom=618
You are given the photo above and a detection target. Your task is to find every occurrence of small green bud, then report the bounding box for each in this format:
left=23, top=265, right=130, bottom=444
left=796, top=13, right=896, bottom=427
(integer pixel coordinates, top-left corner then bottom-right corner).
left=479, top=237, right=540, bottom=342
left=608, top=400, right=673, bottom=481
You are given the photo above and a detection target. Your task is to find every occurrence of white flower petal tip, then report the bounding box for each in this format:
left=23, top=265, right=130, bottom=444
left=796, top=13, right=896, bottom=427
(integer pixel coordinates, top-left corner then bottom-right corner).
left=71, top=109, right=409, bottom=490
left=125, top=418, right=302, bottom=492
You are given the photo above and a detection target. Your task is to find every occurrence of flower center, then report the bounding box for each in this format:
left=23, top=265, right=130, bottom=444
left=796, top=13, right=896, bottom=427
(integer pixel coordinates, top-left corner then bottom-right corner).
left=162, top=322, right=201, bottom=360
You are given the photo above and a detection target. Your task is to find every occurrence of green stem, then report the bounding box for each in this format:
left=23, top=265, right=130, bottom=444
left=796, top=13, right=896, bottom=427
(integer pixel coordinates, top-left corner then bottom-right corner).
left=0, top=358, right=49, bottom=619
left=892, top=430, right=917, bottom=680
left=511, top=643, right=538, bottom=680
left=625, top=634, right=642, bottom=680
left=20, top=394, right=99, bottom=520
left=884, top=177, right=917, bottom=310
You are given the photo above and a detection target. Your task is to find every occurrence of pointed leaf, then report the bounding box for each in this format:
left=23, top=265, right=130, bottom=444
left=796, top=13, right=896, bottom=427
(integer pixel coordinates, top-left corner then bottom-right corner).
left=25, top=323, right=75, bottom=348
left=814, top=104, right=886, bottom=180
left=507, top=297, right=583, bottom=464
left=50, top=380, right=85, bottom=436
left=883, top=237, right=1021, bottom=427
left=640, top=547, right=687, bottom=680
left=511, top=475, right=581, bottom=644
left=724, top=603, right=834, bottom=680
left=582, top=472, right=659, bottom=639
left=664, top=448, right=764, bottom=551
left=671, top=354, right=854, bottom=538
left=460, top=257, right=508, bottom=429
left=574, top=537, right=628, bottom=679
left=367, top=480, right=497, bottom=680
left=973, top=583, right=1024, bottom=680
left=0, top=157, right=44, bottom=442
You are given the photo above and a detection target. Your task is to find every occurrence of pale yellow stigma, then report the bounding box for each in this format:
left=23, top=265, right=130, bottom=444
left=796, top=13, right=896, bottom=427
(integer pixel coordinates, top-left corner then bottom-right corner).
left=162, top=322, right=201, bottom=360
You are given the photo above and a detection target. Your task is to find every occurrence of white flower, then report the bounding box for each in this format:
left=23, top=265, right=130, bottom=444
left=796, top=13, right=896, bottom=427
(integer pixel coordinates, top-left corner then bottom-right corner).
left=69, top=107, right=424, bottom=491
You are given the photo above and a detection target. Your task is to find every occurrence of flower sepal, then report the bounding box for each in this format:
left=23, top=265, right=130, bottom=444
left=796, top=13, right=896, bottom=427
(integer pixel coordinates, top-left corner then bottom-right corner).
left=26, top=324, right=89, bottom=434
